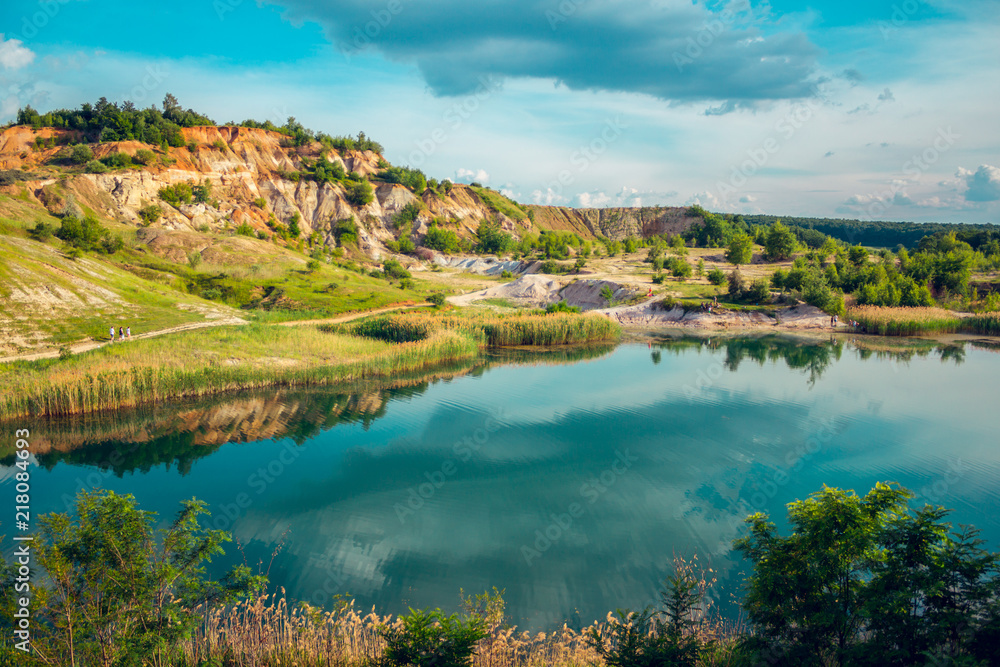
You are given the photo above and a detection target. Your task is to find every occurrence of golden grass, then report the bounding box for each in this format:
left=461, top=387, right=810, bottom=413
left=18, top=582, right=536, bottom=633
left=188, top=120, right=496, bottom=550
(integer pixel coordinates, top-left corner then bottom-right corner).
left=338, top=310, right=622, bottom=347
left=0, top=324, right=479, bottom=418
left=847, top=305, right=962, bottom=336
left=177, top=593, right=602, bottom=667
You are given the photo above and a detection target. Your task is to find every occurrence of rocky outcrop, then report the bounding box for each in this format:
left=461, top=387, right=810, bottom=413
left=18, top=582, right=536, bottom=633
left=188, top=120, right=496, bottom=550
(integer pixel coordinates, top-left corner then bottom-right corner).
left=526, top=205, right=700, bottom=241
left=2, top=125, right=699, bottom=259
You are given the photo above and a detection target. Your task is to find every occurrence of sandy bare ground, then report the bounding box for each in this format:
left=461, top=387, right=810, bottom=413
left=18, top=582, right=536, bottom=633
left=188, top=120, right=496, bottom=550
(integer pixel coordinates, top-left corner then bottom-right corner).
left=0, top=304, right=431, bottom=364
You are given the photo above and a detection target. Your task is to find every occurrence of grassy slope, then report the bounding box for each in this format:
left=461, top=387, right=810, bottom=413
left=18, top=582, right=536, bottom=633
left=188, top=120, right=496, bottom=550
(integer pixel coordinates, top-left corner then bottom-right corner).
left=0, top=191, right=455, bottom=352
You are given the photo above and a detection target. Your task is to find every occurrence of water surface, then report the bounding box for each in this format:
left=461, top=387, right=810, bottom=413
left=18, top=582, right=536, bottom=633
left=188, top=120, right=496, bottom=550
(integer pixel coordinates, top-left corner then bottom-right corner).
left=8, top=335, right=999, bottom=630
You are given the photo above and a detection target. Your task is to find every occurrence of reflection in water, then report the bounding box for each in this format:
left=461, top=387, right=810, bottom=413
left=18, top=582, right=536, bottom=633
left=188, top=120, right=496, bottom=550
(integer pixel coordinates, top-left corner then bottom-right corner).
left=10, top=336, right=1000, bottom=631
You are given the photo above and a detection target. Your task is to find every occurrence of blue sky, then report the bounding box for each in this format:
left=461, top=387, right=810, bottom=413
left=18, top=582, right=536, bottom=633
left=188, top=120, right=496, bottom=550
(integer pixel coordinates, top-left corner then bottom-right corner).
left=1, top=0, right=998, bottom=222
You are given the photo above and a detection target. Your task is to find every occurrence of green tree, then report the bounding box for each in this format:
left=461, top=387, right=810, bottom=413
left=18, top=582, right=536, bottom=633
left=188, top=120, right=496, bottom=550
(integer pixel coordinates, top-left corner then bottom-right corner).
left=70, top=144, right=94, bottom=164
left=380, top=608, right=487, bottom=667
left=727, top=268, right=745, bottom=297
left=474, top=219, right=514, bottom=255
left=344, top=179, right=374, bottom=207
left=734, top=483, right=1000, bottom=666
left=4, top=490, right=264, bottom=667
left=764, top=222, right=798, bottom=261
left=726, top=231, right=754, bottom=266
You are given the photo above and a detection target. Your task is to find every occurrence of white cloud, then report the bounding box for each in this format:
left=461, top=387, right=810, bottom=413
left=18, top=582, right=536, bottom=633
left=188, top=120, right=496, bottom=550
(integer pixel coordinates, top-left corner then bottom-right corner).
left=0, top=35, right=35, bottom=70
left=739, top=195, right=756, bottom=203
left=960, top=165, right=1000, bottom=202
left=455, top=168, right=489, bottom=184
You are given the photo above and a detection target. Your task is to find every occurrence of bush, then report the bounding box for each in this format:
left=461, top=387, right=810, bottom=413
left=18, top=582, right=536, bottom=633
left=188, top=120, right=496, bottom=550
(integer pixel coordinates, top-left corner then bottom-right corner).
left=344, top=179, right=374, bottom=207
left=333, top=217, right=359, bottom=246
left=137, top=204, right=162, bottom=226
left=70, top=144, right=94, bottom=164
left=252, top=196, right=267, bottom=209
left=500, top=270, right=513, bottom=279
left=235, top=222, right=255, bottom=237
left=55, top=215, right=105, bottom=250
left=383, top=259, right=411, bottom=280
left=380, top=608, right=487, bottom=667
left=428, top=292, right=447, bottom=308
left=745, top=278, right=771, bottom=303
left=98, top=234, right=124, bottom=254
left=133, top=148, right=156, bottom=165
left=378, top=165, right=427, bottom=192
left=28, top=221, right=53, bottom=241
left=17, top=490, right=264, bottom=667
left=546, top=300, right=581, bottom=314
left=670, top=258, right=692, bottom=279
left=707, top=268, right=726, bottom=285
left=735, top=483, right=1000, bottom=666
left=159, top=183, right=193, bottom=206
left=727, top=269, right=745, bottom=297
left=84, top=159, right=109, bottom=174
left=475, top=219, right=514, bottom=255
left=423, top=224, right=461, bottom=253
left=306, top=259, right=321, bottom=272
left=100, top=151, right=133, bottom=169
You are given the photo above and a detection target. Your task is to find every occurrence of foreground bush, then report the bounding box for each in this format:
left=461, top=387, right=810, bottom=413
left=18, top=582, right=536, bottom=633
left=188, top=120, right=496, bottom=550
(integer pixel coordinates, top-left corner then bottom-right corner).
left=0, top=490, right=264, bottom=666
left=380, top=608, right=487, bottom=667
left=735, top=482, right=1000, bottom=666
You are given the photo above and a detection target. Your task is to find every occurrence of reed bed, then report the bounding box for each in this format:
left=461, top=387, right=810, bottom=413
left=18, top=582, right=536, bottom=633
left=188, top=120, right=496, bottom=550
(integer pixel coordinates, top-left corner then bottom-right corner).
left=0, top=325, right=479, bottom=418
left=847, top=306, right=962, bottom=336
left=338, top=311, right=621, bottom=348
left=962, top=311, right=1000, bottom=336
left=175, top=592, right=741, bottom=667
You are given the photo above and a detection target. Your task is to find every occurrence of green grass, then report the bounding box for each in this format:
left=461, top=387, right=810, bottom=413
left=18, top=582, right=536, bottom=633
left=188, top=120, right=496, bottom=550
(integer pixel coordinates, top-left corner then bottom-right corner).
left=962, top=311, right=1000, bottom=335
left=0, top=323, right=479, bottom=418
left=848, top=306, right=962, bottom=336
left=473, top=297, right=521, bottom=308
left=338, top=310, right=621, bottom=347
left=468, top=186, right=528, bottom=221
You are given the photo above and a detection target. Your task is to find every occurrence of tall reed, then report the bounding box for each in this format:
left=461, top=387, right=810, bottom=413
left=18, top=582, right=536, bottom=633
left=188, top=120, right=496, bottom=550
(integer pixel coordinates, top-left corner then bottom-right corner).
left=962, top=311, right=1000, bottom=336
left=0, top=327, right=478, bottom=418
left=847, top=306, right=962, bottom=336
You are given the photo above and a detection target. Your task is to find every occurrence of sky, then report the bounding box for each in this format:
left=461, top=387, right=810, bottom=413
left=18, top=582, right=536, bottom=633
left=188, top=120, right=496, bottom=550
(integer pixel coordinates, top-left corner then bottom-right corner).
left=1, top=0, right=998, bottom=223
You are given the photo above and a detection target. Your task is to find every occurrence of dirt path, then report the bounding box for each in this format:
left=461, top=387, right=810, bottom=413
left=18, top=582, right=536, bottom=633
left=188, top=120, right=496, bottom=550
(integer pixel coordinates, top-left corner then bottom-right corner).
left=0, top=303, right=430, bottom=364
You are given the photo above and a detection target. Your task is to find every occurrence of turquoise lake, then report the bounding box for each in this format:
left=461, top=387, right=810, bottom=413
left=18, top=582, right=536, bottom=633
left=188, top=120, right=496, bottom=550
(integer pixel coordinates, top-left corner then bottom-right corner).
left=10, top=335, right=1000, bottom=630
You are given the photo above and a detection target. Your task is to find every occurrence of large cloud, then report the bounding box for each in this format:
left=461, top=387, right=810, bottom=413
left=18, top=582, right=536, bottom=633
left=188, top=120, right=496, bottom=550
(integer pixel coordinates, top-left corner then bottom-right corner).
left=0, top=35, right=35, bottom=70
left=960, top=165, right=1000, bottom=202
left=270, top=0, right=819, bottom=103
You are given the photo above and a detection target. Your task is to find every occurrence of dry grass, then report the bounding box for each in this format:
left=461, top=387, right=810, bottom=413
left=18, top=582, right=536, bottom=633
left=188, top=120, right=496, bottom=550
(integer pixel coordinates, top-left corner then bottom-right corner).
left=0, top=324, right=478, bottom=418
left=337, top=310, right=622, bottom=347
left=177, top=593, right=602, bottom=667
left=847, top=305, right=962, bottom=336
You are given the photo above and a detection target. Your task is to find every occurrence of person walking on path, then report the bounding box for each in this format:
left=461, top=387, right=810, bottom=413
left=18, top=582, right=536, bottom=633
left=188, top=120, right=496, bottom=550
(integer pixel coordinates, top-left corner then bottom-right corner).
left=126, top=326, right=131, bottom=339
left=110, top=325, right=115, bottom=342
left=119, top=326, right=124, bottom=341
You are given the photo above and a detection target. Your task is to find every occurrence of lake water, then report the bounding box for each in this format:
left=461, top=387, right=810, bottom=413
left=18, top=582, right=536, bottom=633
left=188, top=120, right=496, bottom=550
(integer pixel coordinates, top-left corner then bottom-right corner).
left=9, top=335, right=1000, bottom=630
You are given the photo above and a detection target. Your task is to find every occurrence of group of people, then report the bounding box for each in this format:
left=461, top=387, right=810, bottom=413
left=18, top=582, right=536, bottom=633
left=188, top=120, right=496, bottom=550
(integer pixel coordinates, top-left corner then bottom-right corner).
left=110, top=325, right=132, bottom=342
left=830, top=316, right=863, bottom=330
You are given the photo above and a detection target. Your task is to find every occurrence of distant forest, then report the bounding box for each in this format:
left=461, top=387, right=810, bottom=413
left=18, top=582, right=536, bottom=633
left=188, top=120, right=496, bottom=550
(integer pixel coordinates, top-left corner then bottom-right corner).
left=742, top=214, right=997, bottom=249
